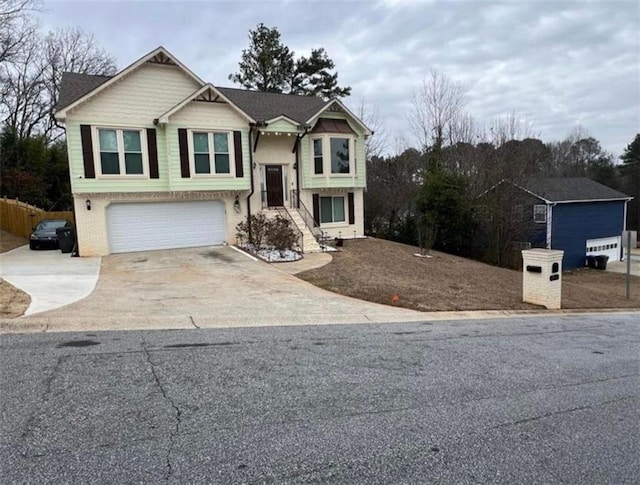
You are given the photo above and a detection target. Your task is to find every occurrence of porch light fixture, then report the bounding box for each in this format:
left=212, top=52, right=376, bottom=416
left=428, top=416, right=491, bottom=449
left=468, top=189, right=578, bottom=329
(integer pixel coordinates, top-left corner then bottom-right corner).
left=85, top=199, right=91, bottom=211
left=233, top=195, right=241, bottom=213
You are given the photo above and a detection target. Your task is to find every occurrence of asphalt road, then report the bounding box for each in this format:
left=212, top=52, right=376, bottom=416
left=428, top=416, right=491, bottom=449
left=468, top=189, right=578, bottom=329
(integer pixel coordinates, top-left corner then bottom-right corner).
left=1, top=314, right=638, bottom=484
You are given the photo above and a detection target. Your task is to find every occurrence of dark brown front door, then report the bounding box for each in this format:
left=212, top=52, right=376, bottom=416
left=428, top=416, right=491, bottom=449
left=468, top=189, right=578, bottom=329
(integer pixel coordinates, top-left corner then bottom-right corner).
left=266, top=165, right=284, bottom=207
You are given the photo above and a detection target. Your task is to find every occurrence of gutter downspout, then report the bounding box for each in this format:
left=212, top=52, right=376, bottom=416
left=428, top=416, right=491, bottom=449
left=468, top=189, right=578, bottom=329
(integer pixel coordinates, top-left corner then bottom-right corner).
left=246, top=121, right=267, bottom=242
left=247, top=125, right=256, bottom=243
left=294, top=125, right=311, bottom=208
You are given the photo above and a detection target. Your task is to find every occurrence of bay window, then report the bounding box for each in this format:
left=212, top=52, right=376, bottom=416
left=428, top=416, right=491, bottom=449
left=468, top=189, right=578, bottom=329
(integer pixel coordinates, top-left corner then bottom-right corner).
left=330, top=137, right=350, bottom=174
left=311, top=136, right=353, bottom=176
left=313, top=139, right=323, bottom=174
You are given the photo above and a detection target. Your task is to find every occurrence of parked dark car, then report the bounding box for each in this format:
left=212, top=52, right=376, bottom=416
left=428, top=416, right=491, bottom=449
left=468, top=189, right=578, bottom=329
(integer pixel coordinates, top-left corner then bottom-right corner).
left=29, top=219, right=72, bottom=250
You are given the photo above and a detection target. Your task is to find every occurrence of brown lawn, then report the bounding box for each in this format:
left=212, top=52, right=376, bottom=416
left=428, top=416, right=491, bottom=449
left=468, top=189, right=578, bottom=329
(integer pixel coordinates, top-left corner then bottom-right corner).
left=0, top=230, right=30, bottom=317
left=1, top=230, right=27, bottom=253
left=297, top=238, right=640, bottom=312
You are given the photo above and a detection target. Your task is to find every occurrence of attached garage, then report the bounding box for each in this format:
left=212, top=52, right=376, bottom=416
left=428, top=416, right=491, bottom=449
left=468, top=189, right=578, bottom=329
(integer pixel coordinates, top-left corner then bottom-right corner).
left=107, top=201, right=226, bottom=253
left=586, top=236, right=621, bottom=262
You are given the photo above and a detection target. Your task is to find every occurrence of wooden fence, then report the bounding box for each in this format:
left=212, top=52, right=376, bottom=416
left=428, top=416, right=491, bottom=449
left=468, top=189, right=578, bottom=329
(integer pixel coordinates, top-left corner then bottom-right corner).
left=0, top=198, right=74, bottom=238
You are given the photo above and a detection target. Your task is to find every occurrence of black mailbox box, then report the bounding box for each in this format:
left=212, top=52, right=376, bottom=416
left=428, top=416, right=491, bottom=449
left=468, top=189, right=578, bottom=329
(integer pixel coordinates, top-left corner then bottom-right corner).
left=526, top=265, right=542, bottom=273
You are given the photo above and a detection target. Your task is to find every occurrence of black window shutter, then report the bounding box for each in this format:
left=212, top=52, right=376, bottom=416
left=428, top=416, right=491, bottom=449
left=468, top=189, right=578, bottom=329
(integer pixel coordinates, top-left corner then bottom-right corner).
left=233, top=131, right=243, bottom=177
left=147, top=128, right=159, bottom=179
left=178, top=128, right=190, bottom=178
left=312, top=194, right=320, bottom=225
left=348, top=192, right=355, bottom=225
left=80, top=125, right=95, bottom=179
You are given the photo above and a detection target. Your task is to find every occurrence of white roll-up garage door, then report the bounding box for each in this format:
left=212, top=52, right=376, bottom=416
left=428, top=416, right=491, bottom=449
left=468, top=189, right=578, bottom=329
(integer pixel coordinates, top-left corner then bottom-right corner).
left=107, top=201, right=226, bottom=253
left=586, top=236, right=621, bottom=262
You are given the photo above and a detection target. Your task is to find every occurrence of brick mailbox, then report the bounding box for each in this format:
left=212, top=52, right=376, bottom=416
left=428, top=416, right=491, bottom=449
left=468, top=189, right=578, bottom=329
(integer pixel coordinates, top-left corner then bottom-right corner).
left=521, top=249, right=564, bottom=310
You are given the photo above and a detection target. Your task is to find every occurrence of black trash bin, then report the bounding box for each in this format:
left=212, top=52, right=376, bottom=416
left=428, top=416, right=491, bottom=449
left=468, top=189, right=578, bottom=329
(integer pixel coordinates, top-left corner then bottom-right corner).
left=56, top=227, right=75, bottom=254
left=594, top=255, right=609, bottom=270
left=585, top=255, right=596, bottom=268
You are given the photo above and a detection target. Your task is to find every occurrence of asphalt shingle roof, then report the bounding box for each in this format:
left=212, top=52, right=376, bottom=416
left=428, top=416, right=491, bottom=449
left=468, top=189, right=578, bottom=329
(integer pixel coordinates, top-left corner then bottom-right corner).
left=216, top=87, right=328, bottom=124
left=55, top=72, right=112, bottom=112
left=55, top=72, right=329, bottom=124
left=521, top=177, right=630, bottom=202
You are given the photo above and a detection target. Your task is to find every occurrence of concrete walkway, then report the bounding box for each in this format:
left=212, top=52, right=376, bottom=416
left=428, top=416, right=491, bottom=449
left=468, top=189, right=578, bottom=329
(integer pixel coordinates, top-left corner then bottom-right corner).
left=0, top=246, right=101, bottom=316
left=606, top=248, right=640, bottom=277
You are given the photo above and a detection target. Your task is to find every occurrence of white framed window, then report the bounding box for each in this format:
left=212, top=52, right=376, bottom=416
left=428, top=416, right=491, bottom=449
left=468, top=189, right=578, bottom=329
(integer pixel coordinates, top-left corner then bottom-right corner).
left=95, top=127, right=147, bottom=176
left=330, top=137, right=350, bottom=174
left=313, top=139, right=323, bottom=174
left=320, top=196, right=345, bottom=224
left=190, top=131, right=233, bottom=176
left=533, top=204, right=546, bottom=223
left=310, top=135, right=354, bottom=176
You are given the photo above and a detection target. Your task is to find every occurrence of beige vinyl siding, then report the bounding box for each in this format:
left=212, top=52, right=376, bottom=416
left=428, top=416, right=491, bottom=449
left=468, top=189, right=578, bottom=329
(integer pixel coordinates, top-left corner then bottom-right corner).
left=299, top=128, right=366, bottom=189
left=66, top=119, right=170, bottom=193
left=298, top=188, right=365, bottom=238
left=66, top=63, right=200, bottom=125
left=168, top=100, right=250, bottom=191
left=254, top=135, right=296, bottom=165
left=263, top=119, right=300, bottom=133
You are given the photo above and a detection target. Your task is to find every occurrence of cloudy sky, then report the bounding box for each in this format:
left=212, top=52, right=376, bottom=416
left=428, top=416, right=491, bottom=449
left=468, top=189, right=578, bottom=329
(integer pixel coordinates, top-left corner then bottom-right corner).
left=40, top=0, right=639, bottom=158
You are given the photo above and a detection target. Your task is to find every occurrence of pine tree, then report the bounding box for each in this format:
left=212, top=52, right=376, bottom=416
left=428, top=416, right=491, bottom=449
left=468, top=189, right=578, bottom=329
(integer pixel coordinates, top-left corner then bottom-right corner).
left=229, top=24, right=350, bottom=99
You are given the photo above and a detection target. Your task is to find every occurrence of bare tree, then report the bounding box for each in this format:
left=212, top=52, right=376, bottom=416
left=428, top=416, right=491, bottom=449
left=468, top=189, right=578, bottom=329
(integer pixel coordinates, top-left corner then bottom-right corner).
left=42, top=27, right=116, bottom=138
left=0, top=0, right=40, bottom=64
left=409, top=69, right=467, bottom=152
left=352, top=97, right=387, bottom=160
left=0, top=22, right=116, bottom=142
left=488, top=111, right=538, bottom=146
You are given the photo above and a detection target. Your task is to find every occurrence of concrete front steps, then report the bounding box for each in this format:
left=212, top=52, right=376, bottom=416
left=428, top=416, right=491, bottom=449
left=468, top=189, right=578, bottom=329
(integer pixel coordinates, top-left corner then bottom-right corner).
left=259, top=208, right=323, bottom=253
left=286, top=208, right=323, bottom=253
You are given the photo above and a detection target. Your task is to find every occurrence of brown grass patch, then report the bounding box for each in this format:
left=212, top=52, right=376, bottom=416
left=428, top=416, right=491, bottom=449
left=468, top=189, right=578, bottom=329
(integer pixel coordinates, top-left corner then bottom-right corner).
left=1, top=230, right=31, bottom=317
left=298, top=238, right=640, bottom=311
left=1, top=230, right=27, bottom=253
left=0, top=279, right=30, bottom=318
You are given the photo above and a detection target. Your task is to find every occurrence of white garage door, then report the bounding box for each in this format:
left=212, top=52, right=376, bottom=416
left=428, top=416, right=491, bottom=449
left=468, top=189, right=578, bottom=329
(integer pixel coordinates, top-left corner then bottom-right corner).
left=586, top=236, right=621, bottom=262
left=107, top=201, right=226, bottom=253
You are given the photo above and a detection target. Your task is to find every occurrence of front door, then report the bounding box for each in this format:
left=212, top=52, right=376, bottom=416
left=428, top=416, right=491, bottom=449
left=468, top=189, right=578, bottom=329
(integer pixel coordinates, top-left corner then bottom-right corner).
left=265, top=165, right=284, bottom=207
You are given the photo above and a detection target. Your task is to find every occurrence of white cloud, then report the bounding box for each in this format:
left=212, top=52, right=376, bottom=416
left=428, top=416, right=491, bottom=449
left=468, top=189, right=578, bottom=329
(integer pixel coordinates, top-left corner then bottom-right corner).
left=40, top=0, right=640, bottom=157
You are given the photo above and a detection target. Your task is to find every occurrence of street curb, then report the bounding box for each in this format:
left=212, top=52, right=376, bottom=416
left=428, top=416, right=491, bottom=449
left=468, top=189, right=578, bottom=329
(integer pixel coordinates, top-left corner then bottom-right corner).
left=0, top=308, right=638, bottom=335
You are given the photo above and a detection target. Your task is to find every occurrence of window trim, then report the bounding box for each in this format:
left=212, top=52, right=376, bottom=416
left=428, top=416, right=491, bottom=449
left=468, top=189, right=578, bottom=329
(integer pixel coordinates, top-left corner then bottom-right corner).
left=93, top=126, right=149, bottom=178
left=310, top=134, right=355, bottom=177
left=319, top=195, right=346, bottom=225
left=533, top=204, right=547, bottom=224
left=313, top=138, right=324, bottom=175
left=187, top=130, right=235, bottom=178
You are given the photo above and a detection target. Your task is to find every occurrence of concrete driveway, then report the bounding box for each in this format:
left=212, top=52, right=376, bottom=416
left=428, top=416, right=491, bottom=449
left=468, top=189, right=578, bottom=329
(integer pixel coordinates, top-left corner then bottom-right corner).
left=15, top=246, right=428, bottom=331
left=0, top=246, right=101, bottom=316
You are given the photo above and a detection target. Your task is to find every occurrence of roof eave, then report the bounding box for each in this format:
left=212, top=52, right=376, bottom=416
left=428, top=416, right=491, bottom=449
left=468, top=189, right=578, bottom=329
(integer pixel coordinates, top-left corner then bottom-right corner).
left=157, top=84, right=255, bottom=124
left=553, top=197, right=633, bottom=204
left=305, top=99, right=373, bottom=136
left=55, top=46, right=205, bottom=117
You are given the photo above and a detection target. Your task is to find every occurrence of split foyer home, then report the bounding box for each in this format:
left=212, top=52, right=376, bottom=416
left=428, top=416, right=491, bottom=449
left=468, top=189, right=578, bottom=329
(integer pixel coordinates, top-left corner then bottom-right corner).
left=54, top=46, right=371, bottom=256
left=481, top=177, right=632, bottom=269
